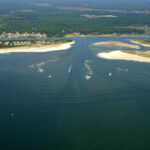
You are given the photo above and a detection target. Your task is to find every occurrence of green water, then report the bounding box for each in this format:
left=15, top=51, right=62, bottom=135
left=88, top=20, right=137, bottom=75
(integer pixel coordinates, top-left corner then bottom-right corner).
left=0, top=37, right=150, bottom=150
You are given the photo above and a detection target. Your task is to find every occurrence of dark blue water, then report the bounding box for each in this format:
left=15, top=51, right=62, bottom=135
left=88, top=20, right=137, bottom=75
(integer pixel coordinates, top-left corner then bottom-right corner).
left=0, top=37, right=150, bottom=150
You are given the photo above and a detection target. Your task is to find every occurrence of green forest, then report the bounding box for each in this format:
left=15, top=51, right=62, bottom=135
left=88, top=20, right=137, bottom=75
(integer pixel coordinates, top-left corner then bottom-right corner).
left=0, top=1, right=150, bottom=37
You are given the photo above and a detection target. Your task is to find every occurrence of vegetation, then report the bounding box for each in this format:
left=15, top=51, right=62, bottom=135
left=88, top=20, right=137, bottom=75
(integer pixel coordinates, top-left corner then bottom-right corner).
left=131, top=40, right=150, bottom=47
left=0, top=1, right=150, bottom=37
left=0, top=39, right=73, bottom=49
left=123, top=50, right=150, bottom=58
left=128, top=26, right=150, bottom=35
left=135, top=40, right=150, bottom=45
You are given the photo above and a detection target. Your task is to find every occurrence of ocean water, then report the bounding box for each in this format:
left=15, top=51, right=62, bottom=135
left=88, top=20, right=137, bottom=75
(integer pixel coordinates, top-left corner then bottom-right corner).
left=0, top=37, right=150, bottom=150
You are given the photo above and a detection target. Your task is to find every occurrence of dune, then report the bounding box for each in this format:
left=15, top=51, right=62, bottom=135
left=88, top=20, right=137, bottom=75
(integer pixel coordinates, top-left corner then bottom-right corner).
left=97, top=50, right=150, bottom=63
left=0, top=41, right=75, bottom=54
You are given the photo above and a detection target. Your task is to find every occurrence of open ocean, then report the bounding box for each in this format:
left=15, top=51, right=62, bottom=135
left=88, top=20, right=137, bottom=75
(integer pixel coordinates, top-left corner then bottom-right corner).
left=0, top=36, right=150, bottom=150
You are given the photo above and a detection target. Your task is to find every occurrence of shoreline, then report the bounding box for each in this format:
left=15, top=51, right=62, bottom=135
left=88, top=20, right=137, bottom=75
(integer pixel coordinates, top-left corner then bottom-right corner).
left=64, top=33, right=150, bottom=38
left=0, top=41, right=75, bottom=54
left=1, top=34, right=150, bottom=40
left=97, top=50, right=150, bottom=63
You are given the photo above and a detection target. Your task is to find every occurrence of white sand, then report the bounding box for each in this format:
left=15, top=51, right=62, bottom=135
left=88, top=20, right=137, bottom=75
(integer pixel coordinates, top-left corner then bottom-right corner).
left=97, top=50, right=150, bottom=63
left=131, top=40, right=150, bottom=48
left=0, top=41, right=75, bottom=54
left=92, top=41, right=140, bottom=49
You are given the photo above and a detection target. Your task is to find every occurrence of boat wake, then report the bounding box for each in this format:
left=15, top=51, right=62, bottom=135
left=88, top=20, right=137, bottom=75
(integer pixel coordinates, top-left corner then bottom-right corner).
left=84, top=60, right=93, bottom=80
left=28, top=56, right=60, bottom=74
left=36, top=61, right=45, bottom=73
left=68, top=65, right=72, bottom=73
left=116, top=67, right=128, bottom=72
left=38, top=68, right=44, bottom=73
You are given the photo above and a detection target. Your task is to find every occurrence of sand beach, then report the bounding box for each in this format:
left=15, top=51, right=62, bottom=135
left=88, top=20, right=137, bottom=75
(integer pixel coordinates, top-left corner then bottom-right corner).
left=0, top=41, right=75, bottom=54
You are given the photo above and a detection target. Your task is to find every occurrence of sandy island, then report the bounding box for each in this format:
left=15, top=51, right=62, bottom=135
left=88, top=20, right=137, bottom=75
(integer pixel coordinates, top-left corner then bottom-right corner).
left=92, top=41, right=140, bottom=49
left=97, top=50, right=150, bottom=63
left=0, top=41, right=75, bottom=54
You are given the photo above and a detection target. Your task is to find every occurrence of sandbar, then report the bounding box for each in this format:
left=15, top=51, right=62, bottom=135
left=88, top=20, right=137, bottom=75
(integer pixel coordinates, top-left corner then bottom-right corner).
left=131, top=40, right=150, bottom=47
left=92, top=41, right=140, bottom=49
left=97, top=50, right=150, bottom=63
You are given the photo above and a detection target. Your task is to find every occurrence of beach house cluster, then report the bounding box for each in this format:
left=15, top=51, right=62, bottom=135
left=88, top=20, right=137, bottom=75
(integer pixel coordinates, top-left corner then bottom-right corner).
left=0, top=41, right=32, bottom=47
left=0, top=32, right=47, bottom=39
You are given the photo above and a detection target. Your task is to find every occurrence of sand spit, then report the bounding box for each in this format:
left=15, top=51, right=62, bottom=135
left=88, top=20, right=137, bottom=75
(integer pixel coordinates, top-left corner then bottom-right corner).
left=0, top=41, right=75, bottom=54
left=98, top=50, right=150, bottom=63
left=131, top=40, right=150, bottom=48
left=92, top=41, right=140, bottom=49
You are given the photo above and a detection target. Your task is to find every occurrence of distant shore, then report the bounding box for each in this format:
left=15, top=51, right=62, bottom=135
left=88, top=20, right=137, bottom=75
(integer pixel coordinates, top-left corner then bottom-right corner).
left=97, top=50, right=150, bottom=63
left=1, top=33, right=150, bottom=39
left=0, top=41, right=75, bottom=54
left=64, top=33, right=150, bottom=38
